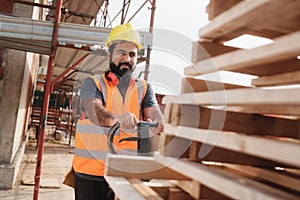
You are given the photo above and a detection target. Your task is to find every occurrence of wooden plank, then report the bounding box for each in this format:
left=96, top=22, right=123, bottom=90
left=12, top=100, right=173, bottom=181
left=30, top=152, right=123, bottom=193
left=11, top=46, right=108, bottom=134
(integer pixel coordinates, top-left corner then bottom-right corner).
left=105, top=154, right=190, bottom=180
left=159, top=133, right=190, bottom=159
left=206, top=0, right=243, bottom=21
left=175, top=104, right=300, bottom=139
left=285, top=168, right=300, bottom=176
left=191, top=41, right=238, bottom=63
left=185, top=31, right=300, bottom=76
left=170, top=104, right=181, bottom=126
left=199, top=0, right=300, bottom=40
left=222, top=164, right=300, bottom=193
left=252, top=70, right=300, bottom=87
left=226, top=105, right=300, bottom=116
left=236, top=58, right=300, bottom=76
left=167, top=135, right=288, bottom=168
left=181, top=77, right=248, bottom=93
left=167, top=187, right=194, bottom=200
left=189, top=142, right=200, bottom=162
left=172, top=180, right=230, bottom=200
left=163, top=104, right=172, bottom=124
left=144, top=180, right=176, bottom=199
left=171, top=180, right=201, bottom=199
left=104, top=176, right=146, bottom=200
left=154, top=153, right=300, bottom=200
left=164, top=124, right=300, bottom=168
left=188, top=141, right=287, bottom=167
left=127, top=179, right=163, bottom=200
left=162, top=87, right=300, bottom=106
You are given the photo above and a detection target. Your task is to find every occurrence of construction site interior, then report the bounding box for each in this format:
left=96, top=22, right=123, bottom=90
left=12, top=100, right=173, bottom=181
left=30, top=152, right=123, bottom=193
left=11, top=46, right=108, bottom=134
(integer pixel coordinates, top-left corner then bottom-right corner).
left=0, top=0, right=300, bottom=199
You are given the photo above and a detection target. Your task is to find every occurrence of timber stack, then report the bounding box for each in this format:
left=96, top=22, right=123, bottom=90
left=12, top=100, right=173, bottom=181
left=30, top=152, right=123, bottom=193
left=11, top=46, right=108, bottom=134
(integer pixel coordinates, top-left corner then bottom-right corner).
left=105, top=0, right=300, bottom=199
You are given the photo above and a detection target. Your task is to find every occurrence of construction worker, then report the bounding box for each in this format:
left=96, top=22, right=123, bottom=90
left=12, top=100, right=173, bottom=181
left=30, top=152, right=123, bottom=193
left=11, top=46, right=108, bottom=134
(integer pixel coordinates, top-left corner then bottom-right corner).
left=72, top=23, right=164, bottom=200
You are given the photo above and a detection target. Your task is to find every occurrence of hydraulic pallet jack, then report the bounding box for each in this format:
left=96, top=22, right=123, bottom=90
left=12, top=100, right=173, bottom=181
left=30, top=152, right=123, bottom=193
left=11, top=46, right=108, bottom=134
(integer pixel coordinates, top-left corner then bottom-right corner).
left=107, top=121, right=158, bottom=156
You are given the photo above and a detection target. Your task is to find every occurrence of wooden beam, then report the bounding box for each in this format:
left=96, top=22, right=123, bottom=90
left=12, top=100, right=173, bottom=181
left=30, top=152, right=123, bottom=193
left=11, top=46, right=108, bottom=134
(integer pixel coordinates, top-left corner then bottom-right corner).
left=144, top=180, right=176, bottom=199
left=284, top=168, right=300, bottom=176
left=206, top=0, right=243, bottom=21
left=154, top=153, right=300, bottom=200
left=170, top=103, right=181, bottom=126
left=199, top=0, right=300, bottom=40
left=252, top=70, right=300, bottom=87
left=163, top=135, right=287, bottom=168
left=188, top=141, right=289, bottom=167
left=185, top=31, right=300, bottom=76
left=226, top=105, right=300, bottom=116
left=105, top=154, right=190, bottom=180
left=163, top=103, right=172, bottom=124
left=172, top=180, right=230, bottom=200
left=104, top=176, right=146, bottom=200
left=191, top=41, right=238, bottom=63
left=164, top=124, right=300, bottom=168
left=162, top=87, right=300, bottom=107
left=181, top=77, right=248, bottom=94
left=174, top=104, right=300, bottom=139
left=167, top=187, right=194, bottom=200
left=127, top=179, right=163, bottom=200
left=222, top=164, right=300, bottom=193
left=159, top=133, right=190, bottom=159
left=235, top=58, right=300, bottom=76
left=171, top=180, right=201, bottom=199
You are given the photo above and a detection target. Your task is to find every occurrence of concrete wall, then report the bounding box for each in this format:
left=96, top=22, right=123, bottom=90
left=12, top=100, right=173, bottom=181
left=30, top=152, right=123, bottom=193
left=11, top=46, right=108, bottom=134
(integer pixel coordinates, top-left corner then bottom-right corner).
left=0, top=49, right=27, bottom=162
left=0, top=0, right=40, bottom=189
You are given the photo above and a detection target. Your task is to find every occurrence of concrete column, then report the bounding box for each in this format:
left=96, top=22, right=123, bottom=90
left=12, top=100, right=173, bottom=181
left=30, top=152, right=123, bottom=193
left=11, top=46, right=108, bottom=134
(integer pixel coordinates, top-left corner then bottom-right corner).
left=0, top=0, right=39, bottom=189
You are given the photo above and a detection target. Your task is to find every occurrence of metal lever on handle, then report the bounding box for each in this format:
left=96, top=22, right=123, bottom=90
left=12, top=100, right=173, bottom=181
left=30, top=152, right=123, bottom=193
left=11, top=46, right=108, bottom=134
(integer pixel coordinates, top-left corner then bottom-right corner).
left=107, top=121, right=158, bottom=155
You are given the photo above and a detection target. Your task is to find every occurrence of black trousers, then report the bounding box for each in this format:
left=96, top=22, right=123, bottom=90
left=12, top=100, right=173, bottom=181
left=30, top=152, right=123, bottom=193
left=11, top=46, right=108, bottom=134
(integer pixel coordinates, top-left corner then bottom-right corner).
left=74, top=174, right=115, bottom=200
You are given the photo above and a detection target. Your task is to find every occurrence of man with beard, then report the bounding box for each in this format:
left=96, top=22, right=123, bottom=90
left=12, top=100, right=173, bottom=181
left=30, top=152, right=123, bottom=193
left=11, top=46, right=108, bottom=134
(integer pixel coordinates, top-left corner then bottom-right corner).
left=72, top=23, right=164, bottom=200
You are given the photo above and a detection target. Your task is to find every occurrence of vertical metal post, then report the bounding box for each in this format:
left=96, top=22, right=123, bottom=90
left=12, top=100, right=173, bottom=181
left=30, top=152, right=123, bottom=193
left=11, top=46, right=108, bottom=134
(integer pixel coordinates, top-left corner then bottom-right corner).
left=68, top=95, right=73, bottom=145
left=121, top=0, right=126, bottom=24
left=143, top=0, right=156, bottom=81
left=103, top=0, right=109, bottom=27
left=50, top=53, right=89, bottom=93
left=33, top=0, right=62, bottom=199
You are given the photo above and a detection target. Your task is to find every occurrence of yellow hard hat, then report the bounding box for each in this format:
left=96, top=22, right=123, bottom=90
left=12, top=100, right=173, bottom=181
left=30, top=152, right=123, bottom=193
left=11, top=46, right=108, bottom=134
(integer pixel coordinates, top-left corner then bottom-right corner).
left=106, top=23, right=142, bottom=50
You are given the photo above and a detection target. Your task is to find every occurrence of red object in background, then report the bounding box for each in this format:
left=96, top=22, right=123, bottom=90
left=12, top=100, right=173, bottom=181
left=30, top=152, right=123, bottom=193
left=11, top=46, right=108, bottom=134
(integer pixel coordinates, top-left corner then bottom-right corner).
left=0, top=66, right=3, bottom=80
left=0, top=0, right=14, bottom=14
left=0, top=48, right=3, bottom=80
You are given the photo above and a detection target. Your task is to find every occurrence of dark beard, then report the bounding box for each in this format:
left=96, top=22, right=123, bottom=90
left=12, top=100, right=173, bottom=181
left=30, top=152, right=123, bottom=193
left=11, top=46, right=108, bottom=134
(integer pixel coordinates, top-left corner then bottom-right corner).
left=110, top=62, right=133, bottom=78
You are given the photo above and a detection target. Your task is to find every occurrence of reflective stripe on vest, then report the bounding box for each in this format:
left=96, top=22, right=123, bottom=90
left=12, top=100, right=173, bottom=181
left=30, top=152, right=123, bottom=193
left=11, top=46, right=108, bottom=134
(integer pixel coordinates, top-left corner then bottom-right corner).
left=72, top=74, right=147, bottom=176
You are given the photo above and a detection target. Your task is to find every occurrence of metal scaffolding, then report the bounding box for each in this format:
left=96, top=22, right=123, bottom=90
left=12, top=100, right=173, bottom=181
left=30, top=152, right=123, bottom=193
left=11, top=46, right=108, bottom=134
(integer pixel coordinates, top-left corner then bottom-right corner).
left=0, top=0, right=157, bottom=199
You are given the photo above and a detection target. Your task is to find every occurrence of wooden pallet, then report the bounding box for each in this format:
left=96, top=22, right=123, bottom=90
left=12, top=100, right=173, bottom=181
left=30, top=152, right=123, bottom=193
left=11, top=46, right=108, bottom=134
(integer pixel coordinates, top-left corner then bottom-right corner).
left=105, top=154, right=194, bottom=200
left=105, top=0, right=300, bottom=199
left=199, top=0, right=300, bottom=41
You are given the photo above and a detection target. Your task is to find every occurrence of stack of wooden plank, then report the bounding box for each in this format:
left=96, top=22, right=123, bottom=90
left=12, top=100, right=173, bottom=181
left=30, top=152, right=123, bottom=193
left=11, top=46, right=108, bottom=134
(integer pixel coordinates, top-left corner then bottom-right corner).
left=30, top=106, right=60, bottom=127
left=105, top=0, right=300, bottom=199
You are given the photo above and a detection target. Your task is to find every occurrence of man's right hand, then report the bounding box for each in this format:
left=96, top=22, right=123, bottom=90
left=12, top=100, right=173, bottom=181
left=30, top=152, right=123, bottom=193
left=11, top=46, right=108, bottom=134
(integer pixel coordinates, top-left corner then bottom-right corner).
left=115, top=112, right=138, bottom=129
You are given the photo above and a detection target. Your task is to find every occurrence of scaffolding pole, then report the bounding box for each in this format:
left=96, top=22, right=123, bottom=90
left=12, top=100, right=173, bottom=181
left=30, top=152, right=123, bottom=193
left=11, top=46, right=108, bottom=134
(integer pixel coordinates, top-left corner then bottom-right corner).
left=50, top=53, right=89, bottom=93
left=33, top=0, right=62, bottom=199
left=144, top=0, right=156, bottom=81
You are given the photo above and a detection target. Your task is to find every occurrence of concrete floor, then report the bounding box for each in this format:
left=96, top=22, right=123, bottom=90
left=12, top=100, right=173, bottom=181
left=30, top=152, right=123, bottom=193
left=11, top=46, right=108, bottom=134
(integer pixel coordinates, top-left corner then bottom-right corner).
left=0, top=128, right=75, bottom=200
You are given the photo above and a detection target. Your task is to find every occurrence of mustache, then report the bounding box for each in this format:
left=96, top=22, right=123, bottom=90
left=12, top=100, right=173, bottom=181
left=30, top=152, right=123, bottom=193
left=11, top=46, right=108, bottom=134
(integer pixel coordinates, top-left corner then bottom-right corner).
left=118, top=62, right=132, bottom=69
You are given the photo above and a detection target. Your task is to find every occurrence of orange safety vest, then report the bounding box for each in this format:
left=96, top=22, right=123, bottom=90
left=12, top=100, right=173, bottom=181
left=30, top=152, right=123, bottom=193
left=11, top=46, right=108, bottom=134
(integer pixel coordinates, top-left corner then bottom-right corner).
left=72, top=74, right=147, bottom=176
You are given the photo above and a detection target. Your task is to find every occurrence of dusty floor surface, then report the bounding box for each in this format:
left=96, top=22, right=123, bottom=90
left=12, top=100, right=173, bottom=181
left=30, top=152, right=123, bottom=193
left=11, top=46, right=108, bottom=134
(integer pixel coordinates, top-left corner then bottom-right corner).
left=0, top=128, right=75, bottom=200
